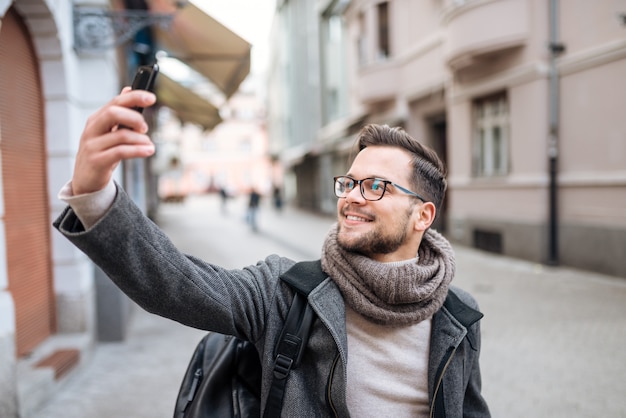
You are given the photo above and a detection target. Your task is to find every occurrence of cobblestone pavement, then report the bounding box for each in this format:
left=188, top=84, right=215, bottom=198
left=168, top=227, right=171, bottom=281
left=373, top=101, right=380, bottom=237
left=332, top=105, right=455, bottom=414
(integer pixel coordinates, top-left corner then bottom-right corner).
left=35, top=194, right=626, bottom=418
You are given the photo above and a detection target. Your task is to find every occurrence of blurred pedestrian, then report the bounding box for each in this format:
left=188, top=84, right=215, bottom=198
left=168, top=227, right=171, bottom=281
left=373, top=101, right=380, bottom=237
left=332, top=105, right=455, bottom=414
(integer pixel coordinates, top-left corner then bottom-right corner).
left=272, top=184, right=283, bottom=212
left=54, top=89, right=490, bottom=417
left=247, top=188, right=261, bottom=232
left=219, top=186, right=229, bottom=215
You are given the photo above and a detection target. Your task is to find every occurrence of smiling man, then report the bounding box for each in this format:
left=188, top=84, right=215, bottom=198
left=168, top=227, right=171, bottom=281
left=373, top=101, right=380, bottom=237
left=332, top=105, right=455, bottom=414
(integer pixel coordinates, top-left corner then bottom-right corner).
left=54, top=89, right=490, bottom=417
left=335, top=141, right=436, bottom=261
left=321, top=124, right=489, bottom=417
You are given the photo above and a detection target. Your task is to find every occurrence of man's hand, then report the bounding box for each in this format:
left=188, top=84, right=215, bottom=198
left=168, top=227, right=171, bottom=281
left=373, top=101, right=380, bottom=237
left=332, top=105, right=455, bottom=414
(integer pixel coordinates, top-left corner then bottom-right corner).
left=72, top=88, right=157, bottom=195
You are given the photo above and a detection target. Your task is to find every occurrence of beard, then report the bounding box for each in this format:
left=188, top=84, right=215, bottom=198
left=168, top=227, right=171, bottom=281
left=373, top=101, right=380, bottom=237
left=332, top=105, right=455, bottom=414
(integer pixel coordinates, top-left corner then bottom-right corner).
left=337, top=205, right=413, bottom=257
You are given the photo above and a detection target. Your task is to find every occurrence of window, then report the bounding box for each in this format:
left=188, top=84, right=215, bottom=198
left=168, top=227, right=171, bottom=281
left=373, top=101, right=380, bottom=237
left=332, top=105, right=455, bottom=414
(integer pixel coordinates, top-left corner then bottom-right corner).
left=321, top=13, right=346, bottom=123
left=357, top=12, right=367, bottom=66
left=377, top=2, right=390, bottom=60
left=473, top=93, right=509, bottom=176
left=328, top=14, right=342, bottom=42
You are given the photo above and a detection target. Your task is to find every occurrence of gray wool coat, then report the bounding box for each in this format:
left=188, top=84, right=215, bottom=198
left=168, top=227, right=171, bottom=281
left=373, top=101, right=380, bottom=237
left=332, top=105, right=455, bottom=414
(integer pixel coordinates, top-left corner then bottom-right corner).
left=54, top=186, right=490, bottom=418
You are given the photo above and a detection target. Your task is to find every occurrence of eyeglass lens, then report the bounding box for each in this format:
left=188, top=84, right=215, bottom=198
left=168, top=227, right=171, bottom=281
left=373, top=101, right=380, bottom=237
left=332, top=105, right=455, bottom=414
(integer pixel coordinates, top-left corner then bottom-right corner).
left=334, top=177, right=387, bottom=200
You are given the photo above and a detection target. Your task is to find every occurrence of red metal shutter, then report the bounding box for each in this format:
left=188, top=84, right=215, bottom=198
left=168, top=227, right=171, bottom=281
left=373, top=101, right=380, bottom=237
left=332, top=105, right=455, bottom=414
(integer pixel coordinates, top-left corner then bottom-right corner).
left=0, top=7, right=56, bottom=357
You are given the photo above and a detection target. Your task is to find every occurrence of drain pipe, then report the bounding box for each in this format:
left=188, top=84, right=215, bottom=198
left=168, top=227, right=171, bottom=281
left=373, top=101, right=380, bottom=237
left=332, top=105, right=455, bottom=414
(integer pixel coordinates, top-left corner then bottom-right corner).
left=547, top=0, right=565, bottom=265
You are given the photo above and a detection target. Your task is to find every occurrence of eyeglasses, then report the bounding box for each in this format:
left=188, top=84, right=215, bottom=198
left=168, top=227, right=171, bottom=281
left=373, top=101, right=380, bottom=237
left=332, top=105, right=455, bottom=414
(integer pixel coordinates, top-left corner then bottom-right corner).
left=333, top=176, right=427, bottom=202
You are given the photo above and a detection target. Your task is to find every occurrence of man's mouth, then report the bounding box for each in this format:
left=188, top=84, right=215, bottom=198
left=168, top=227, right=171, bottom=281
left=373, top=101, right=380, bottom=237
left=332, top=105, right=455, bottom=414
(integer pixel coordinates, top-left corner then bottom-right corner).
left=346, top=215, right=370, bottom=222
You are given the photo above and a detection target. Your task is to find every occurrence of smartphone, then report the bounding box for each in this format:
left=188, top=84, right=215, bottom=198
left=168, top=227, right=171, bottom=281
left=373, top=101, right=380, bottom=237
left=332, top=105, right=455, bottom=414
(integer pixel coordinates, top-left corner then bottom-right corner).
left=118, top=64, right=159, bottom=130
left=129, top=63, right=159, bottom=113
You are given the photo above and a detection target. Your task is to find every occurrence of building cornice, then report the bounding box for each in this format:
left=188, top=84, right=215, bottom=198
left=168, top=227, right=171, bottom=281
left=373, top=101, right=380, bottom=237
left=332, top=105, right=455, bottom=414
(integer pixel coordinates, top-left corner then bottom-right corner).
left=450, top=39, right=626, bottom=102
left=449, top=171, right=626, bottom=189
left=558, top=39, right=626, bottom=77
left=450, top=61, right=549, bottom=103
left=440, top=0, right=499, bottom=25
left=404, top=80, right=446, bottom=103
left=449, top=174, right=548, bottom=190
left=558, top=171, right=626, bottom=187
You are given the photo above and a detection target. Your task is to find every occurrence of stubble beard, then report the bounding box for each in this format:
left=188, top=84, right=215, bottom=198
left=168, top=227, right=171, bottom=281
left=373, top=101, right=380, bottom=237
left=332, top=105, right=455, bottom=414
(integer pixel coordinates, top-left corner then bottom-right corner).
left=337, top=208, right=412, bottom=257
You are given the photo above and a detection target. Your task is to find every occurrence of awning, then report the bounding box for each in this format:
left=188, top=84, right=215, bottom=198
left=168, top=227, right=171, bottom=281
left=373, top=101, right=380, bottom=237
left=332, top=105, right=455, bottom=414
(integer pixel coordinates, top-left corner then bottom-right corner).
left=150, top=1, right=251, bottom=98
left=156, top=72, right=222, bottom=131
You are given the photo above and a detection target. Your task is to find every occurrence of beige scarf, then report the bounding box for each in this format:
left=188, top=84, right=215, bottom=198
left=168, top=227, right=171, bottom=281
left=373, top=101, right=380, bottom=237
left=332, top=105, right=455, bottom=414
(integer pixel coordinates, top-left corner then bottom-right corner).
left=320, top=224, right=454, bottom=326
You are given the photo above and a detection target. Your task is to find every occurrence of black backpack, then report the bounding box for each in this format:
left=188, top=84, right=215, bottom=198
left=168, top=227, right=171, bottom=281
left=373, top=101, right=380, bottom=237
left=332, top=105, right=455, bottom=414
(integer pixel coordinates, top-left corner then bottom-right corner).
left=173, top=260, right=326, bottom=418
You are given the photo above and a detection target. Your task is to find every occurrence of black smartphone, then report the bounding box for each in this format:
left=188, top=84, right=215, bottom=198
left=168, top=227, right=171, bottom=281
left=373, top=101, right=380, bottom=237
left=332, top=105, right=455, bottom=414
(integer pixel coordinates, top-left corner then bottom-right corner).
left=129, top=63, right=159, bottom=113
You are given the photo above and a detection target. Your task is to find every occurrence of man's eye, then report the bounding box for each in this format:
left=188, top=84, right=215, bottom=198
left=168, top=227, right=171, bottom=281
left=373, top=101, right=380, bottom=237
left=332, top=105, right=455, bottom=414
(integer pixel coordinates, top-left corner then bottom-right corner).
left=371, top=179, right=382, bottom=191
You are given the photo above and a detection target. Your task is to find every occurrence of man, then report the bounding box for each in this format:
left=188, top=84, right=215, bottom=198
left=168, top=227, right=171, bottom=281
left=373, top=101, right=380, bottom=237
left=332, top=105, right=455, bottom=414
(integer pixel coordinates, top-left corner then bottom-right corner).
left=247, top=187, right=261, bottom=231
left=54, top=89, right=490, bottom=417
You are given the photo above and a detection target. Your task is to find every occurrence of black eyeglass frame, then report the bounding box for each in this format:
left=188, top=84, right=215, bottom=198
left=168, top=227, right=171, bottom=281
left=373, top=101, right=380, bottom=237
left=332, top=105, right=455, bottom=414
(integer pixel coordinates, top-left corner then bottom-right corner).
left=333, top=176, right=427, bottom=202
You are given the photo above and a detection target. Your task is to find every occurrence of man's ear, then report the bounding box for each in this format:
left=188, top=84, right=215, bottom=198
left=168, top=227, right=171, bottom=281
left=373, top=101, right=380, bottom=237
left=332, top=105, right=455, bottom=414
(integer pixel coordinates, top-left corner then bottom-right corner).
left=413, top=201, right=437, bottom=231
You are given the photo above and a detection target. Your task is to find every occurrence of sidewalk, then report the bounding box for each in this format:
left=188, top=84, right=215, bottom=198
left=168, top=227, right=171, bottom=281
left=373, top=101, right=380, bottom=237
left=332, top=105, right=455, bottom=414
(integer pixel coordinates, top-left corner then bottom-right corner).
left=35, top=194, right=626, bottom=418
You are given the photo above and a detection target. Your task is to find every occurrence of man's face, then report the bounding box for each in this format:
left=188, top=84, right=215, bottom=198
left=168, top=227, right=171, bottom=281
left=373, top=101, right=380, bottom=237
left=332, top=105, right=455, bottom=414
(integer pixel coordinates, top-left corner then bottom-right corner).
left=336, top=145, right=423, bottom=262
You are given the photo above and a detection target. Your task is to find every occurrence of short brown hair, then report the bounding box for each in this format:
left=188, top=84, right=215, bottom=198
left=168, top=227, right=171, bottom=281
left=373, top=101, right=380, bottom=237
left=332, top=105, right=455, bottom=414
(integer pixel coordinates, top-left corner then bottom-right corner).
left=355, top=124, right=447, bottom=212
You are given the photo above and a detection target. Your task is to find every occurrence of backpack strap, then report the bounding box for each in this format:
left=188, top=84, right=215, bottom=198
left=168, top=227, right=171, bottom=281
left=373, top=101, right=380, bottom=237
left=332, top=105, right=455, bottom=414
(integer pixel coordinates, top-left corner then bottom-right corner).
left=279, top=259, right=326, bottom=295
left=263, top=260, right=326, bottom=418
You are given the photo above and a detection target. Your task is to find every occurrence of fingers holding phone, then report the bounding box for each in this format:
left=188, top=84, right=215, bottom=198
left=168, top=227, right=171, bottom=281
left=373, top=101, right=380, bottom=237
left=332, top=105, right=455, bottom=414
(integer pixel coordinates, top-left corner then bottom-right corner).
left=74, top=108, right=155, bottom=195
left=109, top=91, right=156, bottom=133
left=102, top=62, right=159, bottom=140
left=72, top=65, right=159, bottom=195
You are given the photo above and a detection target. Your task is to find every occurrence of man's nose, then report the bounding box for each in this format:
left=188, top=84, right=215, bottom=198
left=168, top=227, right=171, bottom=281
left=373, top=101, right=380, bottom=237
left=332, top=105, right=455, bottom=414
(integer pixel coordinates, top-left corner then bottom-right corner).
left=345, top=186, right=365, bottom=203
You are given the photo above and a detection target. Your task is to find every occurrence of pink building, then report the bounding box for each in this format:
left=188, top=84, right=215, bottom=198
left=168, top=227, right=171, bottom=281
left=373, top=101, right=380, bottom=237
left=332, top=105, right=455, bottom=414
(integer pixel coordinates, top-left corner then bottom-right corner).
left=158, top=89, right=273, bottom=200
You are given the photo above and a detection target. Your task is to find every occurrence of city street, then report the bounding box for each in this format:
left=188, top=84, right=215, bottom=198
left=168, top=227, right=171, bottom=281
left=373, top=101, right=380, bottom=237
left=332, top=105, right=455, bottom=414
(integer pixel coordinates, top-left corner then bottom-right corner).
left=35, top=194, right=626, bottom=418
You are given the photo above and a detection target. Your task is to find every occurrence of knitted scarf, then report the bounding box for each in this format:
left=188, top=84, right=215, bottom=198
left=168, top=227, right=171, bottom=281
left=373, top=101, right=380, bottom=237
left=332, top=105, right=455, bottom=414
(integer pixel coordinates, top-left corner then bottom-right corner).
left=320, top=224, right=455, bottom=327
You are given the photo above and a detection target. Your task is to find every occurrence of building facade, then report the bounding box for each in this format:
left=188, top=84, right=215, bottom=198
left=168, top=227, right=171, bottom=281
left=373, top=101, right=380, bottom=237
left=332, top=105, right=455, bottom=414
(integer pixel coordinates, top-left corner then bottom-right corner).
left=0, top=1, right=124, bottom=415
left=0, top=1, right=251, bottom=416
left=267, top=0, right=626, bottom=277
